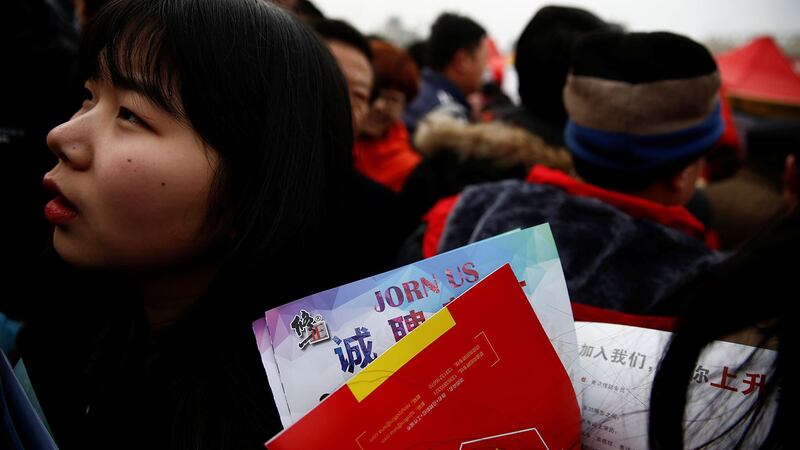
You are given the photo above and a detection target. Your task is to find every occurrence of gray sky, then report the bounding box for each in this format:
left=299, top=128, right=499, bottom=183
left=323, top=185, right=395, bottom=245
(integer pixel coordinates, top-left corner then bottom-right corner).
left=313, top=0, right=800, bottom=51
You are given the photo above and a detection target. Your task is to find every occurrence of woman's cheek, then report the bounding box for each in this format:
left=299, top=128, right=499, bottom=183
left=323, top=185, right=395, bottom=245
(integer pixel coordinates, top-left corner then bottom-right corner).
left=97, top=158, right=174, bottom=226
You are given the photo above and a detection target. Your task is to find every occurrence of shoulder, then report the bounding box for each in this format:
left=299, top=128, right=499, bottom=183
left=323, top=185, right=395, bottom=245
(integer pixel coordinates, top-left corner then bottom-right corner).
left=436, top=179, right=565, bottom=252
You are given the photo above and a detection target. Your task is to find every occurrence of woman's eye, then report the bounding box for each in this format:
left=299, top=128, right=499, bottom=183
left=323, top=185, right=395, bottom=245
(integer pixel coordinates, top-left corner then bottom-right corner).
left=79, top=87, right=96, bottom=109
left=118, top=107, right=147, bottom=128
left=82, top=86, right=94, bottom=101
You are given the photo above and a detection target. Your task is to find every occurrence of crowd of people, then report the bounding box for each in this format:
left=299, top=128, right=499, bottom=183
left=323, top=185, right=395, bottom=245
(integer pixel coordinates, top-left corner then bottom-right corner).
left=0, top=0, right=792, bottom=448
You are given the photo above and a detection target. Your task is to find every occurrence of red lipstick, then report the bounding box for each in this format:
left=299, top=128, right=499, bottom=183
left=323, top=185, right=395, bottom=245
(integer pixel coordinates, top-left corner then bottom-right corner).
left=43, top=178, right=78, bottom=225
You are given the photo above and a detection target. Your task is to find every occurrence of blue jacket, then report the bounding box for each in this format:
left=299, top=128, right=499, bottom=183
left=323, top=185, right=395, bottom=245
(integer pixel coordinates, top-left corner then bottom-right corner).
left=403, top=68, right=470, bottom=137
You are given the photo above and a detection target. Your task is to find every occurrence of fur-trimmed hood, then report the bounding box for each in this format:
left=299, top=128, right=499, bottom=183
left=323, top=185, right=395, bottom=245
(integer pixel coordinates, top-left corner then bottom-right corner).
left=413, top=112, right=573, bottom=173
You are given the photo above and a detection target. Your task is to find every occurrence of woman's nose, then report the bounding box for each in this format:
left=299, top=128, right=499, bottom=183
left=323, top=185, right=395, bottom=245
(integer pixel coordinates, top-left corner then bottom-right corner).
left=46, top=115, right=93, bottom=170
left=372, top=98, right=387, bottom=112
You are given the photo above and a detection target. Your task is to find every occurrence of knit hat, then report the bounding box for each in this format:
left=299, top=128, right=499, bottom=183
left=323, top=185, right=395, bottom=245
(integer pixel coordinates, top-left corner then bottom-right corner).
left=563, top=31, right=724, bottom=175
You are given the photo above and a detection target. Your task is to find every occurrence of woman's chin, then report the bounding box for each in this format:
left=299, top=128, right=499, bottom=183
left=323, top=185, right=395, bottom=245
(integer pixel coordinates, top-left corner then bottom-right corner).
left=359, top=122, right=391, bottom=139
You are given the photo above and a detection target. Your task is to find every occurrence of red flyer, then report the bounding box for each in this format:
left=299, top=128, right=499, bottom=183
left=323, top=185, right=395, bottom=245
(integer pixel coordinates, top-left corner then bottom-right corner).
left=266, top=264, right=581, bottom=449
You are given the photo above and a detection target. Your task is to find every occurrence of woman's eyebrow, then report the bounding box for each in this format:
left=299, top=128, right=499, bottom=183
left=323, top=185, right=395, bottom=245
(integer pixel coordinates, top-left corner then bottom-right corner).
left=112, top=73, right=182, bottom=117
left=112, top=73, right=156, bottom=99
left=125, top=94, right=159, bottom=122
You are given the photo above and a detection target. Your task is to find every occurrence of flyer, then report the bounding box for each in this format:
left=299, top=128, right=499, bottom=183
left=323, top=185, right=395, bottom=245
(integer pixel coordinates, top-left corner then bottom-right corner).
left=266, top=264, right=581, bottom=449
left=575, top=321, right=777, bottom=449
left=258, top=224, right=579, bottom=425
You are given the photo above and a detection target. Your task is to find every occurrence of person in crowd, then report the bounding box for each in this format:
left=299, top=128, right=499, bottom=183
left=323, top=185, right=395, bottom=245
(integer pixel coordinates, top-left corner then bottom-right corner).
left=402, top=13, right=488, bottom=136
left=404, top=30, right=727, bottom=317
left=405, top=39, right=429, bottom=74
left=312, top=18, right=374, bottom=135
left=399, top=109, right=574, bottom=221
left=399, top=6, right=600, bottom=220
left=354, top=40, right=421, bottom=193
left=649, top=149, right=798, bottom=448
left=497, top=5, right=612, bottom=147
left=705, top=121, right=800, bottom=249
left=311, top=18, right=419, bottom=275
left=17, top=1, right=354, bottom=448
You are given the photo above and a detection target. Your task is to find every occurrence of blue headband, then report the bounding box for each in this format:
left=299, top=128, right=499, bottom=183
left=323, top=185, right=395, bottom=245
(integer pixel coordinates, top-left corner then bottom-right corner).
left=565, top=103, right=725, bottom=173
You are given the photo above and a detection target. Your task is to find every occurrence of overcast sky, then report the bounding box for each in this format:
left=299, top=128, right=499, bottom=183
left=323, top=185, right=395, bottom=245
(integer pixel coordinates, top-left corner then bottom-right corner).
left=313, top=0, right=800, bottom=51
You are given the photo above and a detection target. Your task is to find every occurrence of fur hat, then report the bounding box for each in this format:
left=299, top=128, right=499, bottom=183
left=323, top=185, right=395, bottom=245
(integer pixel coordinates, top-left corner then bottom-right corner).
left=563, top=31, right=724, bottom=176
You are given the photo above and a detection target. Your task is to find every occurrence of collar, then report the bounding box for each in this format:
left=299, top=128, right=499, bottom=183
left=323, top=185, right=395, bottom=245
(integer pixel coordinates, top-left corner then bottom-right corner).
left=421, top=68, right=470, bottom=110
left=526, top=165, right=707, bottom=238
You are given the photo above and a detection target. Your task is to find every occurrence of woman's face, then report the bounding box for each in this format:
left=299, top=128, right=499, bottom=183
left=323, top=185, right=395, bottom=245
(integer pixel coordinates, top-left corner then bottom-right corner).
left=359, top=88, right=406, bottom=139
left=44, top=78, right=221, bottom=270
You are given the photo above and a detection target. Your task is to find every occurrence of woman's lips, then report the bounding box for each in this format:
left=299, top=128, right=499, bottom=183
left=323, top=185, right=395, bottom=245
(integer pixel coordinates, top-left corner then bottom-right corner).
left=44, top=196, right=78, bottom=224
left=43, top=177, right=78, bottom=225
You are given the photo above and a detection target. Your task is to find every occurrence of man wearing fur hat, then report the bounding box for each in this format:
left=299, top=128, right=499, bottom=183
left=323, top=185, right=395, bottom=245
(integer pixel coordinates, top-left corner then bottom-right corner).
left=405, top=30, right=726, bottom=317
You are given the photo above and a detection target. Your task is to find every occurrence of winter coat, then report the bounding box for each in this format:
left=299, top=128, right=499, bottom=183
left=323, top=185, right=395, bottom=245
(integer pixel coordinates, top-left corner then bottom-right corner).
left=401, top=113, right=572, bottom=219
left=406, top=165, right=725, bottom=316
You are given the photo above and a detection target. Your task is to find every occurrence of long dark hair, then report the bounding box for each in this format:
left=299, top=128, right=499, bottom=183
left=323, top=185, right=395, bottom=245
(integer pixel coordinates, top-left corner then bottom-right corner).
left=79, top=0, right=353, bottom=296
left=649, top=210, right=795, bottom=448
left=20, top=1, right=355, bottom=448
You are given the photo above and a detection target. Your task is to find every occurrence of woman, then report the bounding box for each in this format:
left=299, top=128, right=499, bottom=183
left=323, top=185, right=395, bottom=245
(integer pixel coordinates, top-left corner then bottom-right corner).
left=354, top=40, right=421, bottom=193
left=18, top=0, right=353, bottom=448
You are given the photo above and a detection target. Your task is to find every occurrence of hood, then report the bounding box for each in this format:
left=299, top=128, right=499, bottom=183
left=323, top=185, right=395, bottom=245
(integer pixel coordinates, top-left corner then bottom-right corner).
left=413, top=112, right=573, bottom=172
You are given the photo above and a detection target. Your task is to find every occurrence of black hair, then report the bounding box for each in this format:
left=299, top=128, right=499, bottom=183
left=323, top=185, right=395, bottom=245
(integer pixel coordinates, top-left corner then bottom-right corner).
left=427, top=13, right=486, bottom=71
left=515, top=6, right=609, bottom=125
left=572, top=152, right=708, bottom=193
left=30, top=1, right=355, bottom=448
left=743, top=119, right=800, bottom=190
left=571, top=30, right=718, bottom=84
left=80, top=0, right=353, bottom=286
left=294, top=0, right=324, bottom=20
left=406, top=39, right=429, bottom=71
left=310, top=17, right=372, bottom=62
left=649, top=209, right=796, bottom=449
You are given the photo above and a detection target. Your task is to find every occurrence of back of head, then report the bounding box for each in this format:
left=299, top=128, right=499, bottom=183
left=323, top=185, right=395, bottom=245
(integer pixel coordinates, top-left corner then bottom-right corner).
left=563, top=30, right=724, bottom=191
left=427, top=13, right=486, bottom=71
left=744, top=119, right=800, bottom=189
left=515, top=6, right=608, bottom=125
left=81, top=0, right=353, bottom=281
left=406, top=39, right=429, bottom=72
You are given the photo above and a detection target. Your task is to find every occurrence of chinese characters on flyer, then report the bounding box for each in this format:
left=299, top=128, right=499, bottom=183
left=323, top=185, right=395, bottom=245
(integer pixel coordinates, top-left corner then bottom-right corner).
left=252, top=224, right=776, bottom=449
